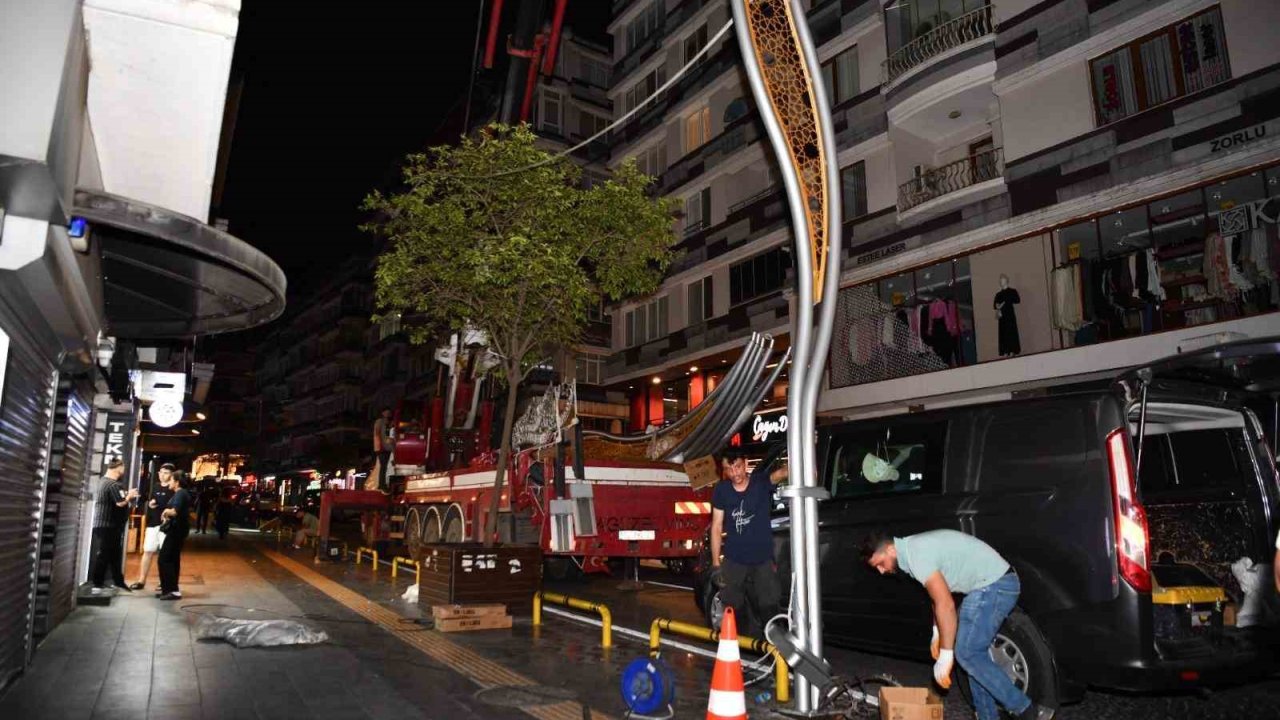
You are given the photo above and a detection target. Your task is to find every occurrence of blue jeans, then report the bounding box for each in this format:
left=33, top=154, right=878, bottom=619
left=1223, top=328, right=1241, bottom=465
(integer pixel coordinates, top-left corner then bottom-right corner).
left=956, top=573, right=1031, bottom=720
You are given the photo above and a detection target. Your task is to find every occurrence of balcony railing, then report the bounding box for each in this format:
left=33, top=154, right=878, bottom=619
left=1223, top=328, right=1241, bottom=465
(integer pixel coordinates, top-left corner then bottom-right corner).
left=898, top=147, right=1003, bottom=212
left=882, top=5, right=993, bottom=85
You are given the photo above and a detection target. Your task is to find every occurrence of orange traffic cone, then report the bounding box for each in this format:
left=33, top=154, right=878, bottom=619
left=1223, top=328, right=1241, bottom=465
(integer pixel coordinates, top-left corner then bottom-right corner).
left=707, top=606, right=747, bottom=720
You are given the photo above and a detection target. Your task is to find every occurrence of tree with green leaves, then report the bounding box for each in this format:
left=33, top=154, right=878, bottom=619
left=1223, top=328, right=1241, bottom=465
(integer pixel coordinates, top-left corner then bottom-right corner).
left=363, top=124, right=679, bottom=544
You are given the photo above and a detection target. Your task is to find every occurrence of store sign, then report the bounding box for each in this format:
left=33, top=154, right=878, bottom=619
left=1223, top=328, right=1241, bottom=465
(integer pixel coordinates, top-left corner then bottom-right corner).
left=148, top=399, right=183, bottom=428
left=852, top=237, right=921, bottom=268
left=102, top=412, right=135, bottom=475
left=1218, top=196, right=1280, bottom=235
left=1173, top=118, right=1280, bottom=165
left=752, top=413, right=788, bottom=442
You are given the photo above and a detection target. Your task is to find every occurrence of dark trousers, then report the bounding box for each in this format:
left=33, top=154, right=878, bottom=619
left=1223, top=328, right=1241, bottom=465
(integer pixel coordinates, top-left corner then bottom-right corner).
left=91, top=526, right=127, bottom=588
left=720, top=559, right=781, bottom=637
left=196, top=506, right=211, bottom=533
left=158, top=530, right=188, bottom=593
left=376, top=451, right=392, bottom=489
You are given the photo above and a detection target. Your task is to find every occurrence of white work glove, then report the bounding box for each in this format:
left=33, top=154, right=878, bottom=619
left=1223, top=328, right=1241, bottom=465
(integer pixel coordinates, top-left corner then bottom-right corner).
left=930, top=624, right=940, bottom=660
left=933, top=649, right=954, bottom=689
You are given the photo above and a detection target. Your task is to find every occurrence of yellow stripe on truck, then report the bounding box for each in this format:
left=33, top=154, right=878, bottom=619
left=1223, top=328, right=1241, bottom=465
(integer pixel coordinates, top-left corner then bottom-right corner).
left=674, top=501, right=712, bottom=514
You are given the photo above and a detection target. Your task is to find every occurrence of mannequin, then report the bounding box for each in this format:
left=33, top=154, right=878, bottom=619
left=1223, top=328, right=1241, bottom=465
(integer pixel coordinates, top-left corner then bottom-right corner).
left=994, top=274, right=1021, bottom=357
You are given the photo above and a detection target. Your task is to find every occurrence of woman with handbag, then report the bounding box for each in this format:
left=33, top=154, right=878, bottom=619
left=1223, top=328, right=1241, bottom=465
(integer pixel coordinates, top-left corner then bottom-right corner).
left=157, top=470, right=193, bottom=600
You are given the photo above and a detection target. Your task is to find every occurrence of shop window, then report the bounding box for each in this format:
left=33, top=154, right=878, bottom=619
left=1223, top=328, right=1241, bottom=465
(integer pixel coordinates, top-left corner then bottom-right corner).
left=1056, top=219, right=1100, bottom=264
left=1099, top=206, right=1151, bottom=258
left=821, top=45, right=860, bottom=106
left=684, top=106, right=712, bottom=154
left=662, top=380, right=690, bottom=424
left=1089, top=7, right=1230, bottom=126
left=826, top=419, right=947, bottom=499
left=688, top=275, right=714, bottom=324
left=840, top=161, right=868, bottom=220
left=730, top=247, right=792, bottom=306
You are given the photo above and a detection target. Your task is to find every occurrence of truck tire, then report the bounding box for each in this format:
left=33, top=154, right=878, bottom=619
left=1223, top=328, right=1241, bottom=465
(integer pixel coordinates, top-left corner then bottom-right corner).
left=423, top=509, right=441, bottom=544
left=443, top=513, right=464, bottom=543
left=956, top=608, right=1059, bottom=713
left=545, top=557, right=582, bottom=582
left=404, top=508, right=424, bottom=560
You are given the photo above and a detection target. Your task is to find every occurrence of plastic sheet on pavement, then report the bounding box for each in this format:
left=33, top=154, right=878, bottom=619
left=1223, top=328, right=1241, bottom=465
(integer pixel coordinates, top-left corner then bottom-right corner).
left=195, top=614, right=329, bottom=648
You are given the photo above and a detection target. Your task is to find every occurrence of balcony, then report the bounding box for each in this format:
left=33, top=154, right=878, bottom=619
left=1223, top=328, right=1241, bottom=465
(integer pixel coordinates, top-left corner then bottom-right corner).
left=882, top=5, right=993, bottom=86
left=898, top=146, right=1003, bottom=212
left=658, top=115, right=762, bottom=194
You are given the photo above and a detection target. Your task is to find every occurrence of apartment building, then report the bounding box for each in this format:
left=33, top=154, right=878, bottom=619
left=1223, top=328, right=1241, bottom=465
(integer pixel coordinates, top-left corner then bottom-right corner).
left=603, top=0, right=1280, bottom=426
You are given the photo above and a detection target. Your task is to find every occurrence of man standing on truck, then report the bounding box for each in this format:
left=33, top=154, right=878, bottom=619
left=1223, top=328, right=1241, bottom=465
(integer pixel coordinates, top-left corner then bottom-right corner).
left=860, top=529, right=1054, bottom=720
left=373, top=406, right=394, bottom=492
left=710, top=447, right=788, bottom=636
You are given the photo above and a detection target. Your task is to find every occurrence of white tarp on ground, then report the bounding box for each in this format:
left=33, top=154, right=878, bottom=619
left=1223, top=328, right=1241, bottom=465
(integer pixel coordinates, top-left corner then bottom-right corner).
left=195, top=614, right=329, bottom=648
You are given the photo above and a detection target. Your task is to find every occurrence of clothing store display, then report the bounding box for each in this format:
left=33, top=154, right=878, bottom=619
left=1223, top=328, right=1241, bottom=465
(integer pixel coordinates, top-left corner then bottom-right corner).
left=1051, top=265, right=1083, bottom=331
left=994, top=287, right=1021, bottom=356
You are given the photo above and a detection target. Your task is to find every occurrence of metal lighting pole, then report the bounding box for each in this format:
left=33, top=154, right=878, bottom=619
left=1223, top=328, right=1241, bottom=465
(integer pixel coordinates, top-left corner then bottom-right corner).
left=730, top=0, right=842, bottom=712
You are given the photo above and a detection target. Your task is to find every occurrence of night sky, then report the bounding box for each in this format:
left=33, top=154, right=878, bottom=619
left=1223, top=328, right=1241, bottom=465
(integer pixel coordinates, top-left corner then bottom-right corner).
left=218, top=1, right=610, bottom=286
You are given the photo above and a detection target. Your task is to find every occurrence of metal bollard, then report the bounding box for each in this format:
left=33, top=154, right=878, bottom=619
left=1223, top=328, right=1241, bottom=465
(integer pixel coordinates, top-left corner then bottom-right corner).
left=391, top=556, right=420, bottom=584
left=647, top=617, right=790, bottom=704
left=532, top=591, right=612, bottom=648
left=355, top=546, right=378, bottom=570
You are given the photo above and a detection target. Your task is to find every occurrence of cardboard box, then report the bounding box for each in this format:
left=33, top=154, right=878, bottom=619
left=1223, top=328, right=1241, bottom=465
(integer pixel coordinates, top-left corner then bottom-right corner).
left=435, top=613, right=514, bottom=633
left=684, top=455, right=720, bottom=490
left=1224, top=602, right=1238, bottom=627
left=432, top=603, right=507, bottom=620
left=879, top=687, right=943, bottom=720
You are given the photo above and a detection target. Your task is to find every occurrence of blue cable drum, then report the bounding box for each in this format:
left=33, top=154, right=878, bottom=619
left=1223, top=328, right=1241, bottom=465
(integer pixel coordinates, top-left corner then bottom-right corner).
left=620, top=657, right=675, bottom=716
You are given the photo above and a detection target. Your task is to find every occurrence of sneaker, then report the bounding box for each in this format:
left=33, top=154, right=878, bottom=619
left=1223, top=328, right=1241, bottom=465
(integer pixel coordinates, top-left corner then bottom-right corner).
left=128, top=582, right=145, bottom=591
left=158, top=592, right=182, bottom=601
left=1020, top=704, right=1055, bottom=720
left=90, top=587, right=106, bottom=596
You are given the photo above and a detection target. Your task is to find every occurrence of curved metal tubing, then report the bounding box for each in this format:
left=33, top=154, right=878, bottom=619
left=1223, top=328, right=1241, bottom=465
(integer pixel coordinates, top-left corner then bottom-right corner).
left=709, top=347, right=792, bottom=455
left=679, top=338, right=778, bottom=461
left=667, top=333, right=771, bottom=461
left=664, top=333, right=768, bottom=461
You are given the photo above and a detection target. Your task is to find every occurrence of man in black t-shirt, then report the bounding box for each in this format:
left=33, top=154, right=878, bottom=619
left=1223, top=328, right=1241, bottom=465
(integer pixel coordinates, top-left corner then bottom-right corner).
left=90, top=460, right=139, bottom=594
left=128, top=464, right=174, bottom=590
left=157, top=472, right=193, bottom=600
left=710, top=447, right=787, bottom=636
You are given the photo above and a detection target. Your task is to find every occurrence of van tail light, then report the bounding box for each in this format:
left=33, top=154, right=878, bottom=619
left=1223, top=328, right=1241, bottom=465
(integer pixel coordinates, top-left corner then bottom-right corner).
left=1107, top=429, right=1152, bottom=593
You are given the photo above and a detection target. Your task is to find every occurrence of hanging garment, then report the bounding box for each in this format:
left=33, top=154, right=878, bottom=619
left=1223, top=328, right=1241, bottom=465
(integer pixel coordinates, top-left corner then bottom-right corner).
left=994, top=287, right=1022, bottom=356
left=882, top=312, right=895, bottom=346
left=928, top=298, right=960, bottom=336
left=1051, top=266, right=1083, bottom=331
left=1145, top=249, right=1166, bottom=300
left=1128, top=253, right=1141, bottom=299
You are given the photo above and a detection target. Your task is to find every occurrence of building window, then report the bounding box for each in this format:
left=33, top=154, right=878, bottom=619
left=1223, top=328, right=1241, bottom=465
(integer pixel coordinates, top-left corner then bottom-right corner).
left=574, top=353, right=605, bottom=385
left=684, top=187, right=711, bottom=234
left=625, top=67, right=667, bottom=115
left=1089, top=6, right=1229, bottom=126
left=730, top=247, right=792, bottom=306
left=624, top=296, right=669, bottom=347
left=688, top=276, right=714, bottom=324
left=625, top=1, right=663, bottom=54
left=840, top=161, right=868, bottom=220
left=578, top=110, right=609, bottom=140
left=579, top=57, right=609, bottom=87
left=684, top=106, right=711, bottom=154
left=821, top=45, right=860, bottom=105
left=540, top=89, right=563, bottom=134
left=683, top=24, right=709, bottom=66
left=633, top=143, right=667, bottom=177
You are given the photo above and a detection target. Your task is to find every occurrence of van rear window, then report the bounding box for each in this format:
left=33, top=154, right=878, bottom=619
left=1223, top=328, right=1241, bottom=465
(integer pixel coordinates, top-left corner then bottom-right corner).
left=826, top=421, right=947, bottom=499
left=1138, top=429, right=1253, bottom=501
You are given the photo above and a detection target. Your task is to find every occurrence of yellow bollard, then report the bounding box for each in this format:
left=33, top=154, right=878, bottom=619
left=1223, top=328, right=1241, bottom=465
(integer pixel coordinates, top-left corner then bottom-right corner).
left=532, top=591, right=612, bottom=648
left=391, top=557, right=420, bottom=585
left=647, top=617, right=790, bottom=704
left=355, top=546, right=378, bottom=570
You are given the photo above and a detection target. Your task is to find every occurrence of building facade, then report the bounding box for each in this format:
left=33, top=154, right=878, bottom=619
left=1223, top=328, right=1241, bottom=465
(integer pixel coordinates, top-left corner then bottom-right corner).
left=603, top=0, right=1280, bottom=424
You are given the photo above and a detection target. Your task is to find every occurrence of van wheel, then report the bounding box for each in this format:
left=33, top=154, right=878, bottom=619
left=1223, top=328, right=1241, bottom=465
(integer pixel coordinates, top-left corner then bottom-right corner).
left=701, top=584, right=759, bottom=636
left=956, top=608, right=1059, bottom=712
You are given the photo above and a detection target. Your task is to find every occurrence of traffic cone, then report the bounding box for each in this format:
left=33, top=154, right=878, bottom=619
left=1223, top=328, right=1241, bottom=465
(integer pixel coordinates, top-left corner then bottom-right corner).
left=706, top=606, right=747, bottom=720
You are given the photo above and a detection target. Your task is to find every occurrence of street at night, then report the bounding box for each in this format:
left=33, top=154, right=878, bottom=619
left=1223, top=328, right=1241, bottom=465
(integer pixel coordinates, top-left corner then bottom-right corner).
left=3, top=1, right=1280, bottom=719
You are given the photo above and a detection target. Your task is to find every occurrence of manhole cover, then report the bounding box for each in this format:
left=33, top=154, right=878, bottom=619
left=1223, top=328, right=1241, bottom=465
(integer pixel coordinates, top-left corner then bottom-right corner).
left=474, top=685, right=578, bottom=707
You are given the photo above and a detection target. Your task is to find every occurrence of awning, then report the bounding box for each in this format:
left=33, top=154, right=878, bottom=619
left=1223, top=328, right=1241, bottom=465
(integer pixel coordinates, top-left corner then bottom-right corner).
left=73, top=189, right=286, bottom=338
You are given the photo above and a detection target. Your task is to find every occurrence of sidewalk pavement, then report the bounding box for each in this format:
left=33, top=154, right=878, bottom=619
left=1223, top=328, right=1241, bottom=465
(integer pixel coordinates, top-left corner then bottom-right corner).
left=0, top=533, right=625, bottom=720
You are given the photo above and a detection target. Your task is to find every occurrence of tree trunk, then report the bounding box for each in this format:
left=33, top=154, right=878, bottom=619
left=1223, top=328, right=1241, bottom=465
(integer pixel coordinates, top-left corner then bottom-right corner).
left=484, top=363, right=522, bottom=546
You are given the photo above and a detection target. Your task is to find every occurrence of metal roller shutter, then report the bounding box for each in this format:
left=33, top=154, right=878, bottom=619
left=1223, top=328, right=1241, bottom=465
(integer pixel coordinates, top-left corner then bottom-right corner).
left=33, top=381, right=92, bottom=637
left=0, top=289, right=59, bottom=688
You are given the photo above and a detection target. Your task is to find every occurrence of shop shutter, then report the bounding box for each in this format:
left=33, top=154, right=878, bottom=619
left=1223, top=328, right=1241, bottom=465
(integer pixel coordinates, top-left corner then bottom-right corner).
left=0, top=291, right=59, bottom=687
left=33, top=381, right=92, bottom=637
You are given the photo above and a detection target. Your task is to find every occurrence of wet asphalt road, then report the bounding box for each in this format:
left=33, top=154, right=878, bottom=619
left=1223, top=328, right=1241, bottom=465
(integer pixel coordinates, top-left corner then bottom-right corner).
left=548, top=565, right=1280, bottom=720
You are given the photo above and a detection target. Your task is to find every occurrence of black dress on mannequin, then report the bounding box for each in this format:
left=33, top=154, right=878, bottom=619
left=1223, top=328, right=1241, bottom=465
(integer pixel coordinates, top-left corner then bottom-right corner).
left=995, top=287, right=1022, bottom=356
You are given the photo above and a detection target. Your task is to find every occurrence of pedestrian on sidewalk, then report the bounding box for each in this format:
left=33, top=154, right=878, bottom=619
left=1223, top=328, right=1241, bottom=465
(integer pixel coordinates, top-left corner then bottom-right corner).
left=292, top=508, right=320, bottom=549
left=860, top=529, right=1054, bottom=720
left=157, top=470, right=193, bottom=600
left=709, top=446, right=788, bottom=637
left=90, top=459, right=139, bottom=595
left=214, top=485, right=233, bottom=539
left=128, top=463, right=174, bottom=590
left=196, top=483, right=216, bottom=534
